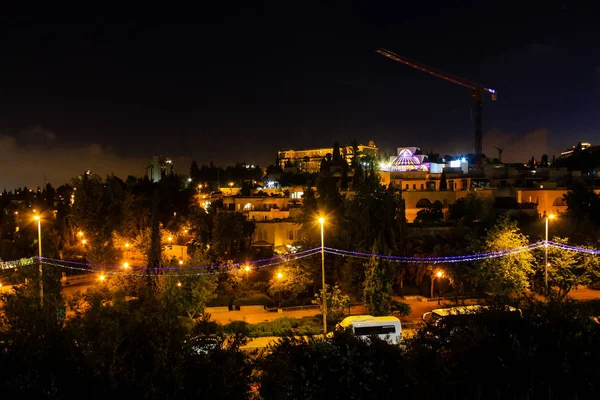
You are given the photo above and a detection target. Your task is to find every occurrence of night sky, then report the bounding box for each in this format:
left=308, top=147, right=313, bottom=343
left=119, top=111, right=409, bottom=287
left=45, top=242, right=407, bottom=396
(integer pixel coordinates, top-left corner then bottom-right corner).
left=1, top=2, right=599, bottom=188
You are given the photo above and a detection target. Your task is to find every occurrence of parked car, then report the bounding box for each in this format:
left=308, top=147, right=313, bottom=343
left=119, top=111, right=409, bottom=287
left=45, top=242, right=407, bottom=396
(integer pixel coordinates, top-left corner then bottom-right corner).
left=331, top=315, right=402, bottom=345
left=186, top=335, right=222, bottom=355
left=422, top=305, right=522, bottom=339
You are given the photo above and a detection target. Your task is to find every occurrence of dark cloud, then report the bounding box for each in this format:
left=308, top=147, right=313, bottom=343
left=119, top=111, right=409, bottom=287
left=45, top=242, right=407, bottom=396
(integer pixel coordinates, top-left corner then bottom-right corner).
left=0, top=130, right=147, bottom=190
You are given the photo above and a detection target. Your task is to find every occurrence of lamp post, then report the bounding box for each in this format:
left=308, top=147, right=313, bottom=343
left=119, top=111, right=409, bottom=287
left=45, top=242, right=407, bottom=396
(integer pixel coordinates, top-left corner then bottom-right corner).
left=545, top=213, right=555, bottom=294
left=318, top=217, right=327, bottom=334
left=34, top=215, right=43, bottom=308
left=436, top=270, right=443, bottom=305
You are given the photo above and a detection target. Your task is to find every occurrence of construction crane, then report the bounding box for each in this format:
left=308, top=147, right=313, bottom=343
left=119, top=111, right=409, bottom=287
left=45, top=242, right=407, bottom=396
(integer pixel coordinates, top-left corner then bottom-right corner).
left=376, top=48, right=497, bottom=156
left=494, top=146, right=503, bottom=163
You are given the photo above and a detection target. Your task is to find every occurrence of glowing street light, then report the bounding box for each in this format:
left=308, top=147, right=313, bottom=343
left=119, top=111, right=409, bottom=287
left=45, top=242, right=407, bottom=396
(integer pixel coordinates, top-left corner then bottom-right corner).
left=125, top=242, right=130, bottom=248
left=177, top=281, right=182, bottom=288
left=436, top=270, right=444, bottom=305
left=245, top=265, right=251, bottom=272
left=33, top=215, right=43, bottom=307
left=99, top=274, right=106, bottom=282
left=318, top=216, right=327, bottom=334
left=545, top=213, right=556, bottom=294
left=81, top=239, right=87, bottom=245
left=277, top=272, right=283, bottom=279
left=123, top=262, right=129, bottom=269
left=179, top=260, right=184, bottom=265
left=168, top=236, right=173, bottom=243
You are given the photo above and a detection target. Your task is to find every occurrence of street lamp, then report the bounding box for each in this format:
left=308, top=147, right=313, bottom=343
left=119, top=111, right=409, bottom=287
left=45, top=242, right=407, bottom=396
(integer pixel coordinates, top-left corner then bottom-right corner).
left=34, top=215, right=43, bottom=308
left=545, top=213, right=556, bottom=294
left=123, top=262, right=129, bottom=269
left=99, top=274, right=106, bottom=282
left=318, top=217, right=327, bottom=334
left=436, top=270, right=443, bottom=305
left=244, top=265, right=251, bottom=272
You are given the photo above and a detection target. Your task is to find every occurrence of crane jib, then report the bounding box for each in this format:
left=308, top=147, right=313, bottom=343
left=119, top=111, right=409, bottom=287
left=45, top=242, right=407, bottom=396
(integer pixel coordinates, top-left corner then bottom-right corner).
left=376, top=48, right=497, bottom=156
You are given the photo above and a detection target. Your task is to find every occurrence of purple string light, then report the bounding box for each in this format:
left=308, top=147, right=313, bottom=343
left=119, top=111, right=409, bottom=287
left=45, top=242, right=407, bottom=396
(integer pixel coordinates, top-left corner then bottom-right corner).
left=39, top=247, right=321, bottom=271
left=41, top=250, right=321, bottom=276
left=324, top=242, right=545, bottom=263
left=547, top=241, right=600, bottom=255
left=6, top=241, right=599, bottom=276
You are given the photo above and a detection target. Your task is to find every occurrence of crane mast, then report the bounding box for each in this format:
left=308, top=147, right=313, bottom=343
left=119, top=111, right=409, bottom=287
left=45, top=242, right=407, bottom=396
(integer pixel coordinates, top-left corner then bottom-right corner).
left=376, top=48, right=496, bottom=156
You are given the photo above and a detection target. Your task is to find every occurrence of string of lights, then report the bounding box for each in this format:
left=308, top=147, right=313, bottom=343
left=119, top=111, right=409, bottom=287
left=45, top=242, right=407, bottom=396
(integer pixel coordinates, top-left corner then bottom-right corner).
left=323, top=242, right=545, bottom=263
left=323, top=247, right=541, bottom=264
left=547, top=241, right=600, bottom=255
left=1, top=241, right=598, bottom=276
left=40, top=250, right=322, bottom=277
left=39, top=247, right=321, bottom=271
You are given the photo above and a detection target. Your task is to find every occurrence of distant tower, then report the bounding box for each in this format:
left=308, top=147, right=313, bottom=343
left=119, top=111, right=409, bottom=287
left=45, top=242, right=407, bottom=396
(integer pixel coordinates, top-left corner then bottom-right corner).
left=147, top=155, right=175, bottom=182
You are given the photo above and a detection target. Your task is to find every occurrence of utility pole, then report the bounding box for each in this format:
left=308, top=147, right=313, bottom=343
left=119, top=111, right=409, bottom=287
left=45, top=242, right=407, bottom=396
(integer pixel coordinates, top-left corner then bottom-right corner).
left=319, top=217, right=327, bottom=334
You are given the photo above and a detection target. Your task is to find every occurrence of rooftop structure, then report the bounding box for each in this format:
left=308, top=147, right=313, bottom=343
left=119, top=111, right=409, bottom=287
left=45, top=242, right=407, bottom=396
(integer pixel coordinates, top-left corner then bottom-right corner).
left=277, top=141, right=378, bottom=173
left=559, top=142, right=596, bottom=158
left=380, top=147, right=467, bottom=174
left=147, top=155, right=175, bottom=182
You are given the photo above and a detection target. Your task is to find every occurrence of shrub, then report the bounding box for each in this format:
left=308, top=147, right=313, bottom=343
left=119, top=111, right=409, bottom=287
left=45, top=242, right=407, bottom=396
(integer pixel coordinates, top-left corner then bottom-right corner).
left=250, top=318, right=295, bottom=337
left=223, top=320, right=251, bottom=335
left=391, top=300, right=412, bottom=317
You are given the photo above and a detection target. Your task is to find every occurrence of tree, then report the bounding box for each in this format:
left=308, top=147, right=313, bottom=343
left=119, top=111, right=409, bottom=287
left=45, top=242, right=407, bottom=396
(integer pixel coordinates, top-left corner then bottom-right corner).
left=477, top=215, right=534, bottom=295
left=439, top=172, right=447, bottom=191
left=147, top=190, right=162, bottom=277
left=563, top=182, right=600, bottom=225
left=541, top=154, right=549, bottom=167
left=161, top=273, right=218, bottom=322
left=545, top=237, right=600, bottom=301
left=70, top=174, right=126, bottom=265
left=414, top=201, right=444, bottom=226
left=363, top=242, right=394, bottom=316
left=267, top=261, right=313, bottom=302
left=314, top=284, right=351, bottom=321
left=189, top=160, right=201, bottom=181
left=448, top=193, right=491, bottom=227
left=258, top=334, right=409, bottom=399
left=212, top=213, right=255, bottom=259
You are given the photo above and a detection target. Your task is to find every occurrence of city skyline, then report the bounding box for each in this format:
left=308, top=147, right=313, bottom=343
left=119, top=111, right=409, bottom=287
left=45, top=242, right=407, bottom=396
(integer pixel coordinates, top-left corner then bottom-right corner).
left=1, top=3, right=599, bottom=187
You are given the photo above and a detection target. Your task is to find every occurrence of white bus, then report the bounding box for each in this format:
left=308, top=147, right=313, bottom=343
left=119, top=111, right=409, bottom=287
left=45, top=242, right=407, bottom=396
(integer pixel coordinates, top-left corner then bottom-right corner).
left=336, top=315, right=402, bottom=345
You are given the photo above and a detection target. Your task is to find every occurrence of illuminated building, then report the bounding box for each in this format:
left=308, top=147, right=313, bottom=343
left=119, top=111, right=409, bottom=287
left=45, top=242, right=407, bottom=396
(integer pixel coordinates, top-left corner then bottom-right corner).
left=378, top=147, right=475, bottom=193
left=558, top=142, right=600, bottom=159
left=147, top=155, right=175, bottom=182
left=277, top=141, right=378, bottom=173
